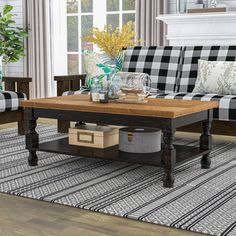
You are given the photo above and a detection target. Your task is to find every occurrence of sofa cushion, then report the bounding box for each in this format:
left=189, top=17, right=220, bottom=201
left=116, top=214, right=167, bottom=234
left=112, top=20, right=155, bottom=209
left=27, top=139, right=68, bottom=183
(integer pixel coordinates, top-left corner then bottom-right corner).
left=193, top=60, right=236, bottom=95
left=122, top=46, right=183, bottom=93
left=150, top=92, right=236, bottom=121
left=0, top=91, right=26, bottom=112
left=178, top=46, right=236, bottom=93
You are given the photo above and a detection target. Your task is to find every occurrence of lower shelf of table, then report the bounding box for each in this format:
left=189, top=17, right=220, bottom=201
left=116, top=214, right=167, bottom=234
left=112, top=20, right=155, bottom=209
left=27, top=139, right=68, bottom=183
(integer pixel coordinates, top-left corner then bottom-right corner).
left=34, top=138, right=210, bottom=167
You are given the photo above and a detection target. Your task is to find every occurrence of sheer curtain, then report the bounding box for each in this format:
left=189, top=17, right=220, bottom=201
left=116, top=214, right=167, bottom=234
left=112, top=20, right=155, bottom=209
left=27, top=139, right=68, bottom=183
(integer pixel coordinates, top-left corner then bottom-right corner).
left=24, top=0, right=53, bottom=98
left=135, top=0, right=168, bottom=46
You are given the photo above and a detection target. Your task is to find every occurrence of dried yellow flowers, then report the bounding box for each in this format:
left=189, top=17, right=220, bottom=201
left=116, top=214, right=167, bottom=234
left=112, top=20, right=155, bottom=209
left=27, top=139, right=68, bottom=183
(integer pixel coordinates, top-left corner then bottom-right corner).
left=83, top=21, right=140, bottom=59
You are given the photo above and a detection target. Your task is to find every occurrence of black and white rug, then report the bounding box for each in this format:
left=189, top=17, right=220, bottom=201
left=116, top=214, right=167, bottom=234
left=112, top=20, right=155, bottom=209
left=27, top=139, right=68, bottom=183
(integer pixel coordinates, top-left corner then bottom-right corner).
left=0, top=125, right=236, bottom=236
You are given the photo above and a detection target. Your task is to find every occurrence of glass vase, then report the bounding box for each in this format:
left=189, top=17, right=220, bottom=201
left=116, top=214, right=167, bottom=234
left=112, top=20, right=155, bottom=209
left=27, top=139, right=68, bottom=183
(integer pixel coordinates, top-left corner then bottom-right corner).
left=177, top=0, right=187, bottom=14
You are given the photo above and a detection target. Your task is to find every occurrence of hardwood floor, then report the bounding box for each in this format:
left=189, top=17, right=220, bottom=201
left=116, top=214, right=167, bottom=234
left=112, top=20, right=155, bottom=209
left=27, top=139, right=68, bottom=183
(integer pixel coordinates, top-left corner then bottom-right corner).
left=0, top=193, right=201, bottom=236
left=1, top=119, right=235, bottom=236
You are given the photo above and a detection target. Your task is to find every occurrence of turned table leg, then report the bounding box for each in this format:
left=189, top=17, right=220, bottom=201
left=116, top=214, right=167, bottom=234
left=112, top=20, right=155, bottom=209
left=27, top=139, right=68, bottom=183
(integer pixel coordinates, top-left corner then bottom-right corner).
left=58, top=120, right=70, bottom=133
left=200, top=119, right=213, bottom=169
left=162, top=130, right=176, bottom=188
left=25, top=108, right=39, bottom=166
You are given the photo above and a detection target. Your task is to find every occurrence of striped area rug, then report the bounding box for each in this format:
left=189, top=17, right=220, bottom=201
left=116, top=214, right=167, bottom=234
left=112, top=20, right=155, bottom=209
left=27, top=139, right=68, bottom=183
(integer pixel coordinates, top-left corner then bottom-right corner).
left=0, top=125, right=236, bottom=236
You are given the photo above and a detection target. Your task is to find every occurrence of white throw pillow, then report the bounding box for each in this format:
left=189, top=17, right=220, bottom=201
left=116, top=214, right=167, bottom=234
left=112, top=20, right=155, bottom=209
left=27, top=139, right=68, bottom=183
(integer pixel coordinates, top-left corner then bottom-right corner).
left=193, top=59, right=236, bottom=95
left=83, top=52, right=104, bottom=78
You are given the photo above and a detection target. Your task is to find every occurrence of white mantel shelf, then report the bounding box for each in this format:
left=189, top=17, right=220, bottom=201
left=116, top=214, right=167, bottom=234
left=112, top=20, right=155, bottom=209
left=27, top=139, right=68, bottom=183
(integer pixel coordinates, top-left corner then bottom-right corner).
left=157, top=12, right=236, bottom=46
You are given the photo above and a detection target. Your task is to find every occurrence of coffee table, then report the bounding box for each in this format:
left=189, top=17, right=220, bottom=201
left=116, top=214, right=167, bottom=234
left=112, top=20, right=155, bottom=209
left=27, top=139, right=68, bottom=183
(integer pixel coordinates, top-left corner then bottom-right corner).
left=20, top=95, right=218, bottom=188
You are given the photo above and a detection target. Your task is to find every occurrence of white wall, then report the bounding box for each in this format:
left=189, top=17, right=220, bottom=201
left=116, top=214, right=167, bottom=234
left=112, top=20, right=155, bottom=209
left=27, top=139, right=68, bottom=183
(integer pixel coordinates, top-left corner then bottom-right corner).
left=168, top=0, right=236, bottom=14
left=2, top=0, right=235, bottom=76
left=51, top=0, right=68, bottom=76
left=1, top=0, right=25, bottom=76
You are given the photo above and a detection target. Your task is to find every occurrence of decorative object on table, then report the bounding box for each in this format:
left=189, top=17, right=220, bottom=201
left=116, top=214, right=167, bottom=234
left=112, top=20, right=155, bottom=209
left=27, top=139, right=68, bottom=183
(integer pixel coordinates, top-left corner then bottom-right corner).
left=82, top=51, right=124, bottom=98
left=100, top=52, right=125, bottom=72
left=97, top=63, right=120, bottom=99
left=0, top=56, right=3, bottom=91
left=193, top=60, right=236, bottom=95
left=69, top=125, right=119, bottom=149
left=84, top=21, right=140, bottom=63
left=82, top=50, right=121, bottom=90
left=90, top=76, right=102, bottom=102
left=119, top=127, right=161, bottom=154
left=83, top=22, right=140, bottom=96
left=108, top=73, right=122, bottom=99
left=99, top=88, right=109, bottom=103
left=82, top=50, right=104, bottom=90
left=0, top=5, right=28, bottom=76
left=116, top=72, right=151, bottom=104
left=83, top=51, right=104, bottom=77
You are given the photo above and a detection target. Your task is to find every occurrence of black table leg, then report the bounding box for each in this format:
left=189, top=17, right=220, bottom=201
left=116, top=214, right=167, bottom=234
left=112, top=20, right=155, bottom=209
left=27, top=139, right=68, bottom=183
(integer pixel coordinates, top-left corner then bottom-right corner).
left=162, top=130, right=176, bottom=188
left=200, top=111, right=213, bottom=169
left=25, top=108, right=39, bottom=166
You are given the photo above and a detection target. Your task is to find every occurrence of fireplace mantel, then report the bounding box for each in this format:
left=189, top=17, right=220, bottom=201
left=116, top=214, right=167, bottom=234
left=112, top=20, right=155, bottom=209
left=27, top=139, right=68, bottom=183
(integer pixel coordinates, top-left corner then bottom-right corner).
left=157, top=12, right=236, bottom=46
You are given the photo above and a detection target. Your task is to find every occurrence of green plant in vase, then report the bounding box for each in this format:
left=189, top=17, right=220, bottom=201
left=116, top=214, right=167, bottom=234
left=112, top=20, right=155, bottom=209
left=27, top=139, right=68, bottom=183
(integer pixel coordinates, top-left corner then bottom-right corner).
left=83, top=21, right=140, bottom=98
left=84, top=21, right=139, bottom=69
left=0, top=5, right=28, bottom=76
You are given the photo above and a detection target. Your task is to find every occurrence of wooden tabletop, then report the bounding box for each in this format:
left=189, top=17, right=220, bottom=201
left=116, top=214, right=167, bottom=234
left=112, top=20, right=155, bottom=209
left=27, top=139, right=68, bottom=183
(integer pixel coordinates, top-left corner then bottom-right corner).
left=20, top=95, right=219, bottom=118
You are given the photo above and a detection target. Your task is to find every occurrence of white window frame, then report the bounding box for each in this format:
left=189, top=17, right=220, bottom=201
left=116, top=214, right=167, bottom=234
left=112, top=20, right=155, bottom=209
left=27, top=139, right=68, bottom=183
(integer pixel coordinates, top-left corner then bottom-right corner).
left=106, top=0, right=135, bottom=29
left=52, top=0, right=135, bottom=76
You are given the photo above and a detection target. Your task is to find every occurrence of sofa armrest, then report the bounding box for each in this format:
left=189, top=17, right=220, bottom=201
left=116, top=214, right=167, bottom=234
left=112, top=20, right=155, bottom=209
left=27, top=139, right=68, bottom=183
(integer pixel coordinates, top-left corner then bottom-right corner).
left=2, top=77, right=32, bottom=99
left=54, top=74, right=86, bottom=96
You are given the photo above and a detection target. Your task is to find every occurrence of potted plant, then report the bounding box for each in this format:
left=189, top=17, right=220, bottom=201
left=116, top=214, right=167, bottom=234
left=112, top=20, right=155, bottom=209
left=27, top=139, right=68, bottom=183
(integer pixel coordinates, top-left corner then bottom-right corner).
left=82, top=21, right=140, bottom=96
left=0, top=5, right=28, bottom=76
left=84, top=21, right=140, bottom=70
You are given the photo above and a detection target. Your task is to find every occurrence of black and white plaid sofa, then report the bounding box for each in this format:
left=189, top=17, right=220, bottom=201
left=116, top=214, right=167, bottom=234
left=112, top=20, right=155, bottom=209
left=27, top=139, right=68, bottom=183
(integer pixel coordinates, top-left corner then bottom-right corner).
left=63, top=46, right=236, bottom=122
left=122, top=46, right=236, bottom=122
left=0, top=76, right=31, bottom=135
left=0, top=91, right=26, bottom=112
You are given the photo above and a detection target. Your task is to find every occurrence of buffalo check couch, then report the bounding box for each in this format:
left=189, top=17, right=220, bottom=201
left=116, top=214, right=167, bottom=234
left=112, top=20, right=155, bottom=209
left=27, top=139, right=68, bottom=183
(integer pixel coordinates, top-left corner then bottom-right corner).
left=0, top=77, right=31, bottom=135
left=56, top=46, right=236, bottom=136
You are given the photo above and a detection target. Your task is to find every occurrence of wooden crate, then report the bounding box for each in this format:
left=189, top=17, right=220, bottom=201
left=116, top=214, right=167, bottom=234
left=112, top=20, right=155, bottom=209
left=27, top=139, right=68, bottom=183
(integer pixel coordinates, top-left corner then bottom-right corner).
left=69, top=125, right=119, bottom=148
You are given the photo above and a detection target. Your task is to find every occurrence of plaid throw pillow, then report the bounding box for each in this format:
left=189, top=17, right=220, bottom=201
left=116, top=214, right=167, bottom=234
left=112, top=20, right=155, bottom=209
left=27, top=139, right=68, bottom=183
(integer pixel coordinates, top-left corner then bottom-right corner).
left=177, top=46, right=236, bottom=93
left=122, top=46, right=183, bottom=93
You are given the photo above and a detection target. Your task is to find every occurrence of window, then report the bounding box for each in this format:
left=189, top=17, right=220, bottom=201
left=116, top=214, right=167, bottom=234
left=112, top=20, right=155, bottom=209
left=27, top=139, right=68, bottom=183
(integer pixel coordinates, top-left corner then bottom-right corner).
left=66, top=0, right=135, bottom=74
left=67, top=0, right=94, bottom=74
left=106, top=0, right=135, bottom=29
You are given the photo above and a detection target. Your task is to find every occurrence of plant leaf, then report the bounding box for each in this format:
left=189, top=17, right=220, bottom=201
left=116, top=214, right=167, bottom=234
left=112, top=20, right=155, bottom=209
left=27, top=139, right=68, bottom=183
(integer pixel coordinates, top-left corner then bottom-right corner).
left=0, top=4, right=27, bottom=64
left=3, top=5, right=13, bottom=15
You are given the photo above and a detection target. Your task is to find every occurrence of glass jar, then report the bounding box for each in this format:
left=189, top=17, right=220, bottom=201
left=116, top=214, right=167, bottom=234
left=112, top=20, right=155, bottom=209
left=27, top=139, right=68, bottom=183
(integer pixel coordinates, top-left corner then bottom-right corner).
left=99, top=89, right=109, bottom=103
left=119, top=72, right=151, bottom=95
left=90, top=77, right=102, bottom=102
left=109, top=74, right=122, bottom=99
left=116, top=72, right=151, bottom=103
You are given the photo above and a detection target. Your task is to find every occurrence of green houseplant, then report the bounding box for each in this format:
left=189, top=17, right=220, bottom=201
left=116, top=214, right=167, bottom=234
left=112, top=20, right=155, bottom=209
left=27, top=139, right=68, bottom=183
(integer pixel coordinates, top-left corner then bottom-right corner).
left=0, top=5, right=28, bottom=76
